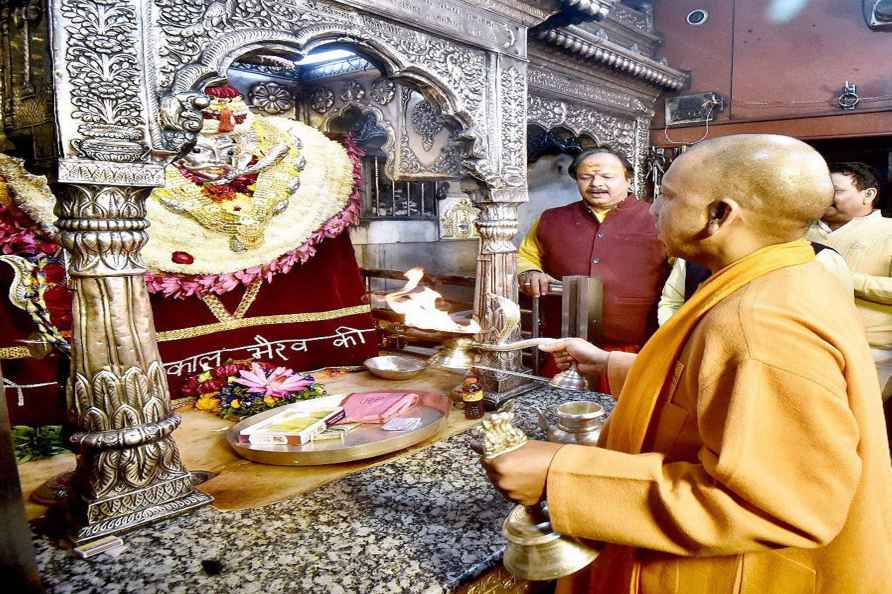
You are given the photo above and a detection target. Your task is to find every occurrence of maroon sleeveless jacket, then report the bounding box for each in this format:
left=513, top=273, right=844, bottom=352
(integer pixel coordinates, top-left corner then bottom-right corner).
left=536, top=197, right=668, bottom=348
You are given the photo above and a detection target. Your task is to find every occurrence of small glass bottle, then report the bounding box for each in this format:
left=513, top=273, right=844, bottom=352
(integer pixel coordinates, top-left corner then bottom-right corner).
left=462, top=376, right=485, bottom=420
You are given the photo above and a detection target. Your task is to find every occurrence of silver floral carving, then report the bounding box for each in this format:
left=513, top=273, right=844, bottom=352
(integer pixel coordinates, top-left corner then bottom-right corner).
left=56, top=184, right=151, bottom=275
left=499, top=65, right=526, bottom=185
left=610, top=2, right=652, bottom=34
left=525, top=92, right=645, bottom=193
left=310, top=87, right=335, bottom=115
left=564, top=103, right=637, bottom=154
left=59, top=0, right=147, bottom=162
left=57, top=160, right=167, bottom=186
left=150, top=0, right=493, bottom=177
left=632, top=114, right=650, bottom=196
left=361, top=18, right=488, bottom=120
left=370, top=78, right=396, bottom=106
left=250, top=81, right=294, bottom=115
left=527, top=65, right=653, bottom=116
left=340, top=80, right=366, bottom=104
left=411, top=100, right=444, bottom=151
left=54, top=182, right=212, bottom=542
left=155, top=0, right=359, bottom=90
left=527, top=95, right=567, bottom=130
left=430, top=141, right=464, bottom=177
left=397, top=89, right=461, bottom=177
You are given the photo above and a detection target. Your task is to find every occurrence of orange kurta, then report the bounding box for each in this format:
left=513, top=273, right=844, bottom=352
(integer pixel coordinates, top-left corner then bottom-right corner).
left=547, top=260, right=892, bottom=593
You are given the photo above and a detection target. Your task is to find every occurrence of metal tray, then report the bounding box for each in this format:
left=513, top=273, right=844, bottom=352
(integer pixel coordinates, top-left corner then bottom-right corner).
left=226, top=391, right=450, bottom=466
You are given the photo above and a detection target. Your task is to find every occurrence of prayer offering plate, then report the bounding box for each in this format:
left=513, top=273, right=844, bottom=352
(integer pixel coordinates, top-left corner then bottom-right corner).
left=364, top=355, right=427, bottom=380
left=226, top=392, right=449, bottom=466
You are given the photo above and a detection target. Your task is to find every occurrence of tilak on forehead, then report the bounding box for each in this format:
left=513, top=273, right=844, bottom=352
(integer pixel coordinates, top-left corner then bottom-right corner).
left=576, top=155, right=626, bottom=176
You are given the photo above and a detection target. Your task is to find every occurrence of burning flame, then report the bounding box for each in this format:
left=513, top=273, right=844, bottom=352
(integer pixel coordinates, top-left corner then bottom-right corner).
left=385, top=267, right=481, bottom=334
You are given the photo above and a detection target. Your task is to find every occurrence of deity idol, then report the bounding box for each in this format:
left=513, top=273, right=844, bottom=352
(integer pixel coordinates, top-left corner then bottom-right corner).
left=146, top=85, right=339, bottom=268
left=0, top=83, right=378, bottom=418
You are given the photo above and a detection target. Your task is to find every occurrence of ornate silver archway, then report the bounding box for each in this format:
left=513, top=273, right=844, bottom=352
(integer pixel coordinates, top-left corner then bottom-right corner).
left=46, top=0, right=557, bottom=540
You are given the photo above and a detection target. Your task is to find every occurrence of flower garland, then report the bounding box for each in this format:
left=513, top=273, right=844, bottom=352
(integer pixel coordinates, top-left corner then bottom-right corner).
left=181, top=358, right=327, bottom=420
left=0, top=137, right=364, bottom=355
left=143, top=136, right=364, bottom=299
left=0, top=199, right=71, bottom=352
left=0, top=199, right=57, bottom=257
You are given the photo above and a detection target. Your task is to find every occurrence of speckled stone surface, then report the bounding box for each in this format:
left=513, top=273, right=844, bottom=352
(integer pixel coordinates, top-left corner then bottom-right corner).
left=33, top=388, right=615, bottom=594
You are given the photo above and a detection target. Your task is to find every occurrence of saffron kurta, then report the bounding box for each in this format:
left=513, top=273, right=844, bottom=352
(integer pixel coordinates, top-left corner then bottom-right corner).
left=548, top=260, right=892, bottom=593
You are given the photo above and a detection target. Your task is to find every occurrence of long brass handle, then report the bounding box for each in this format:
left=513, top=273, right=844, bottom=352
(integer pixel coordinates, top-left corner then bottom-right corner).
left=471, top=337, right=558, bottom=353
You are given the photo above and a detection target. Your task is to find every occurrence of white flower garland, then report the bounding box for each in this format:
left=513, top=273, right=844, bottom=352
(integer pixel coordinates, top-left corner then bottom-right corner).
left=143, top=117, right=354, bottom=275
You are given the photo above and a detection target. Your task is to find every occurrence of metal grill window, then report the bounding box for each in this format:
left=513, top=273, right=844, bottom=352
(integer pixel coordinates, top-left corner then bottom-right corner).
left=361, top=154, right=444, bottom=220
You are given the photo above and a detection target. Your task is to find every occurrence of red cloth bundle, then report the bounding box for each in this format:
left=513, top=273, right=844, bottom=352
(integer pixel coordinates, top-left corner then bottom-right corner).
left=338, top=391, right=419, bottom=424
left=153, top=233, right=378, bottom=396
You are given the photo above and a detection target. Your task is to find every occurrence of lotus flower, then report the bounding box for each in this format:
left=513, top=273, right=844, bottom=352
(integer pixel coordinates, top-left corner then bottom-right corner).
left=234, top=363, right=313, bottom=398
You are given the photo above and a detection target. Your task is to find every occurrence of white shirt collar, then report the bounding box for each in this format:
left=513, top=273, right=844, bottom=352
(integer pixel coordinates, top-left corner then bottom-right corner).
left=822, top=210, right=880, bottom=234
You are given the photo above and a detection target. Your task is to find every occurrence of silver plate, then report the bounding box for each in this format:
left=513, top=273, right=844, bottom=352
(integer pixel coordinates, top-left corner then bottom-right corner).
left=226, top=392, right=450, bottom=466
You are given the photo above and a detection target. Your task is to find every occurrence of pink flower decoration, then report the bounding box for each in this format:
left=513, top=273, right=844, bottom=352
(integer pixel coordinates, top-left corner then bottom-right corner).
left=234, top=363, right=313, bottom=398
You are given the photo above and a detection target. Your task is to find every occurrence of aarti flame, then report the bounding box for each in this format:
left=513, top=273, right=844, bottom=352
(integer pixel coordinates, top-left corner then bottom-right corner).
left=385, top=267, right=481, bottom=334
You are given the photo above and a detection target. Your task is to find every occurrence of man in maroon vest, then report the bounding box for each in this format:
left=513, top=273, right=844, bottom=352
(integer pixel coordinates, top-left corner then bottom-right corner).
left=518, top=148, right=668, bottom=386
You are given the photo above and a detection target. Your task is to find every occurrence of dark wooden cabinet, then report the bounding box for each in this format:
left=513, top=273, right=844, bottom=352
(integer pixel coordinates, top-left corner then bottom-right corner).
left=652, top=0, right=892, bottom=143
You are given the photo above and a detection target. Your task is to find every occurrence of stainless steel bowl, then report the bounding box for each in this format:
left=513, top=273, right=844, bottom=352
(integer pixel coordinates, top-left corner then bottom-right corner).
left=364, top=355, right=427, bottom=380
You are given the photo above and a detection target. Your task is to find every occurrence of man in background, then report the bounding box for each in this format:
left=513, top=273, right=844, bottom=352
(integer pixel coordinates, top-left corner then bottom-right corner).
left=658, top=246, right=853, bottom=326
left=517, top=148, right=668, bottom=384
left=811, top=161, right=891, bottom=399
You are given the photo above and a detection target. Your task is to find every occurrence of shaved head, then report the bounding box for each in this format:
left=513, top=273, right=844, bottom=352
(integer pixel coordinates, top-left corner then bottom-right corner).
left=677, top=134, right=833, bottom=238
left=653, top=134, right=834, bottom=267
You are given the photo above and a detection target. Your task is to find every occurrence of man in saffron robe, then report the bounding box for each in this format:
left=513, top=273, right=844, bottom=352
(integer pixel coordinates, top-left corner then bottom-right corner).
left=483, top=135, right=892, bottom=593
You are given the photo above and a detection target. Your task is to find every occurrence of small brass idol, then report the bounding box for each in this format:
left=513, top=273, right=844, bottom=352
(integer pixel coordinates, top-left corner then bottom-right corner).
left=481, top=403, right=599, bottom=581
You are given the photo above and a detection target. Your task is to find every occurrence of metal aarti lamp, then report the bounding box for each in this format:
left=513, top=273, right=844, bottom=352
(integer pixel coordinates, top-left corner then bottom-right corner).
left=425, top=294, right=589, bottom=392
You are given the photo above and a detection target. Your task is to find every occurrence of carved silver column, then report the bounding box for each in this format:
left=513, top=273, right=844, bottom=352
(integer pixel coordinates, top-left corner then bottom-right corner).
left=469, top=55, right=532, bottom=406
left=472, top=191, right=530, bottom=405
left=56, top=183, right=211, bottom=544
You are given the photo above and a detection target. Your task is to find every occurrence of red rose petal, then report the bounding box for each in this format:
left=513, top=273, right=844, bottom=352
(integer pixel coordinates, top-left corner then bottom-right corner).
left=43, top=263, right=66, bottom=283
left=44, top=285, right=73, bottom=309
left=172, top=251, right=194, bottom=265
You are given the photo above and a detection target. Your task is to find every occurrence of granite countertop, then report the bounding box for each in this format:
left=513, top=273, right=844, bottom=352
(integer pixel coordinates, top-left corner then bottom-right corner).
left=33, top=387, right=615, bottom=594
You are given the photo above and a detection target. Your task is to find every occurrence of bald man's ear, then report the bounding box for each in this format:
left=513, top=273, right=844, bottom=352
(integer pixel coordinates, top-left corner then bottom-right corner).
left=704, top=199, right=739, bottom=238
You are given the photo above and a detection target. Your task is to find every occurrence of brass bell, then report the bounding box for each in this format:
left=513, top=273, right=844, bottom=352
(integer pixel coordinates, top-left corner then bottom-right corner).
left=549, top=362, right=588, bottom=391
left=481, top=403, right=599, bottom=581
left=502, top=503, right=599, bottom=581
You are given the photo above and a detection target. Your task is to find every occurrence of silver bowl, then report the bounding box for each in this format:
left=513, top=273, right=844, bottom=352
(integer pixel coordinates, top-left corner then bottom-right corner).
left=364, top=355, right=427, bottom=380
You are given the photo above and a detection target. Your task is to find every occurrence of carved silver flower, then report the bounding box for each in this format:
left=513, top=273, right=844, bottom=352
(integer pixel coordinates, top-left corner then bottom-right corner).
left=370, top=79, right=396, bottom=106
left=340, top=81, right=366, bottom=103
left=410, top=100, right=444, bottom=152
left=250, top=82, right=294, bottom=115
left=310, top=87, right=335, bottom=114
left=528, top=96, right=566, bottom=130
